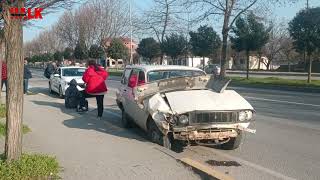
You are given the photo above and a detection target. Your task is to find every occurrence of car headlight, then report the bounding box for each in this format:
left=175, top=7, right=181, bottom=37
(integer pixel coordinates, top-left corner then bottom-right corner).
left=238, top=111, right=247, bottom=121
left=238, top=110, right=253, bottom=121
left=246, top=110, right=253, bottom=120
left=178, top=115, right=189, bottom=125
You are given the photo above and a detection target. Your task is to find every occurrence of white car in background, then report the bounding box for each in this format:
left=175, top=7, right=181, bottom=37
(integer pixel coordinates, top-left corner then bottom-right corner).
left=49, top=66, right=86, bottom=98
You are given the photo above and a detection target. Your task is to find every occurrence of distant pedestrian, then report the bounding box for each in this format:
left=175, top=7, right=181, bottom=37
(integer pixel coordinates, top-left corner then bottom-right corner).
left=24, top=60, right=32, bottom=94
left=82, top=60, right=109, bottom=119
left=44, top=61, right=55, bottom=79
left=1, top=62, right=7, bottom=92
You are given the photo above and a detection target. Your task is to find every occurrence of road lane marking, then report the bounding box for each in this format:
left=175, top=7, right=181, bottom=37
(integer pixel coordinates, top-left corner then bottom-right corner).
left=245, top=96, right=320, bottom=107
left=197, top=146, right=297, bottom=180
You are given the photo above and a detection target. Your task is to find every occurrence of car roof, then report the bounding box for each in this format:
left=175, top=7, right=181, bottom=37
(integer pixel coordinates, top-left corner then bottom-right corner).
left=125, top=65, right=204, bottom=72
left=60, top=66, right=86, bottom=69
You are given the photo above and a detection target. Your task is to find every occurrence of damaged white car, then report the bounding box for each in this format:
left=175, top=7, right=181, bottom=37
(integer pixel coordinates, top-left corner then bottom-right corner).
left=116, top=65, right=256, bottom=150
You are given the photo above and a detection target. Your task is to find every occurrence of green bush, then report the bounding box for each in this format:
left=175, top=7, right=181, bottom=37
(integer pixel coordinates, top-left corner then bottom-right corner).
left=0, top=104, right=5, bottom=119
left=0, top=154, right=60, bottom=180
left=0, top=105, right=31, bottom=136
left=0, top=122, right=31, bottom=137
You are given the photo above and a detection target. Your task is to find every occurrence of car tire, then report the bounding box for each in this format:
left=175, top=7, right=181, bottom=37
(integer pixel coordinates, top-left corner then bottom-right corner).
left=59, top=86, right=64, bottom=99
left=147, top=120, right=172, bottom=149
left=220, top=130, right=242, bottom=150
left=49, top=82, right=53, bottom=94
left=121, top=110, right=132, bottom=128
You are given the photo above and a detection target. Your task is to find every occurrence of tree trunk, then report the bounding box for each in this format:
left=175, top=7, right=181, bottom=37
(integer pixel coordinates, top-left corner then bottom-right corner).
left=191, top=56, right=194, bottom=67
left=3, top=0, right=25, bottom=161
left=220, top=32, right=228, bottom=78
left=246, top=50, right=250, bottom=80
left=258, top=52, right=262, bottom=70
left=307, top=53, right=312, bottom=83
left=288, top=61, right=291, bottom=72
left=202, top=57, right=205, bottom=70
left=0, top=41, right=3, bottom=104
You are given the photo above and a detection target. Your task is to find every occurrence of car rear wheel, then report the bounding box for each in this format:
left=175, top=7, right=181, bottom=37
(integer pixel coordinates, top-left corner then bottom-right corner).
left=147, top=120, right=172, bottom=149
left=59, top=86, right=64, bottom=99
left=220, top=130, right=242, bottom=150
left=121, top=110, right=132, bottom=128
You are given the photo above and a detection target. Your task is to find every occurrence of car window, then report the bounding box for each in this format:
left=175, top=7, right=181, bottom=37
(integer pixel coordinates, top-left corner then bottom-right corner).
left=147, top=70, right=205, bottom=82
left=138, top=71, right=146, bottom=85
left=128, top=69, right=139, bottom=87
left=170, top=70, right=193, bottom=78
left=193, top=71, right=206, bottom=76
left=62, top=68, right=85, bottom=77
left=122, top=68, right=132, bottom=85
left=54, top=68, right=61, bottom=75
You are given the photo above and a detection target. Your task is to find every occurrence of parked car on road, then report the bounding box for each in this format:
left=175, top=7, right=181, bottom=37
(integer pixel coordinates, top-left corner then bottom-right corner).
left=116, top=65, right=256, bottom=150
left=49, top=66, right=86, bottom=98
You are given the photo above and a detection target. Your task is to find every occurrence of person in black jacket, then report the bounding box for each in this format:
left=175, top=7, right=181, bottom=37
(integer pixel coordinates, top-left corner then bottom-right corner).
left=65, top=79, right=81, bottom=109
left=24, top=60, right=32, bottom=94
left=44, top=62, right=55, bottom=79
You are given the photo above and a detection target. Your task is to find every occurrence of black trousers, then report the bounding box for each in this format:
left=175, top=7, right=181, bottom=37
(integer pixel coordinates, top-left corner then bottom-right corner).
left=96, top=95, right=104, bottom=117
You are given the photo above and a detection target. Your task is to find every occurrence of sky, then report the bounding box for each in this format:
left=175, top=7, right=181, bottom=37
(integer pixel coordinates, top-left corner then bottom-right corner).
left=23, top=0, right=320, bottom=43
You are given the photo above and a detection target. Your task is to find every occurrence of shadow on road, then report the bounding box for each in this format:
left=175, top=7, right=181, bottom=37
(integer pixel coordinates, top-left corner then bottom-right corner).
left=31, top=100, right=148, bottom=143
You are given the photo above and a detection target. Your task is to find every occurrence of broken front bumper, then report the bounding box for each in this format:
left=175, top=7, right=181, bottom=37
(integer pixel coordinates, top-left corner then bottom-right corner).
left=171, top=123, right=256, bottom=141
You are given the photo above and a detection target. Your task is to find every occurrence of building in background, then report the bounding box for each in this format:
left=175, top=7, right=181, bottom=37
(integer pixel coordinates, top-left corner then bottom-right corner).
left=102, top=37, right=137, bottom=68
left=163, top=56, right=210, bottom=68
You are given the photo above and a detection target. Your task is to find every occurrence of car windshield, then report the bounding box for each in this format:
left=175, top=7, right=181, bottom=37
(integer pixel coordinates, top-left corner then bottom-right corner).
left=147, top=70, right=205, bottom=82
left=62, top=68, right=85, bottom=77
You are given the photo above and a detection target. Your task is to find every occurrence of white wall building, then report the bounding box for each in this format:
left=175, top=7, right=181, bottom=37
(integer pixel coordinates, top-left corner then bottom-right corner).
left=163, top=56, right=210, bottom=68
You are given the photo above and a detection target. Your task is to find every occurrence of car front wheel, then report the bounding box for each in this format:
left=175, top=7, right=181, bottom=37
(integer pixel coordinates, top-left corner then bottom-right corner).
left=147, top=120, right=172, bottom=149
left=121, top=110, right=132, bottom=128
left=220, top=130, right=242, bottom=150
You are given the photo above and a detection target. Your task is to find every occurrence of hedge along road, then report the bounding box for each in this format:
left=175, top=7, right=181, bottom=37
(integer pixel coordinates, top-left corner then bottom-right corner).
left=30, top=69, right=320, bottom=180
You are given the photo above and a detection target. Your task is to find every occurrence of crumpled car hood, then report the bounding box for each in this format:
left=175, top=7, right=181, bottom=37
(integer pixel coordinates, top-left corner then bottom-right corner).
left=165, top=89, right=254, bottom=114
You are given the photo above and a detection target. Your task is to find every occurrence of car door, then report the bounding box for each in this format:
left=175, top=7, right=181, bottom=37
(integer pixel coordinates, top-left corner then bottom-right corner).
left=123, top=69, right=149, bottom=129
left=118, top=68, right=131, bottom=106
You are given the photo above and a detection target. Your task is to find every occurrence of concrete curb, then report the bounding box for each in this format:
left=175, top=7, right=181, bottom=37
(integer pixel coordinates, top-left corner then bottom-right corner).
left=154, top=146, right=234, bottom=180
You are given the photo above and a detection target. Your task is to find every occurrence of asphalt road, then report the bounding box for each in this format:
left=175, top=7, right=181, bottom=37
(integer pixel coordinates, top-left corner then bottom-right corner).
left=30, top=69, right=320, bottom=180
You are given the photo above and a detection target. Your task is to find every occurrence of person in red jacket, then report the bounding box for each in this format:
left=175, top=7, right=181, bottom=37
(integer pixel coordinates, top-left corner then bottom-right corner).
left=82, top=60, right=109, bottom=119
left=1, top=62, right=7, bottom=92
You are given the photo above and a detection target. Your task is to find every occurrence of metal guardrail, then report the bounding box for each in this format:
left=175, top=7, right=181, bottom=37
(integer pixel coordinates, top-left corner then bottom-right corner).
left=226, top=70, right=320, bottom=77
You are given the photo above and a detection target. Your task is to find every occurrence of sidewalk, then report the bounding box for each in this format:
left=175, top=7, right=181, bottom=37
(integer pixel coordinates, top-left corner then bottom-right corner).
left=0, top=92, right=200, bottom=179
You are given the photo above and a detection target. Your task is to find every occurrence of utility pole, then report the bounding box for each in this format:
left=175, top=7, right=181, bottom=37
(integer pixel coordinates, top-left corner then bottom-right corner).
left=129, top=0, right=133, bottom=64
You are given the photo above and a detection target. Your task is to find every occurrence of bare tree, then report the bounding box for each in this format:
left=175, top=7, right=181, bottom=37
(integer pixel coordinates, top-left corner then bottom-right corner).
left=184, top=0, right=296, bottom=77
left=138, top=0, right=185, bottom=64
left=55, top=11, right=78, bottom=48
left=262, top=21, right=287, bottom=70
left=280, top=36, right=299, bottom=72
left=55, top=0, right=130, bottom=50
left=1, top=0, right=80, bottom=162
